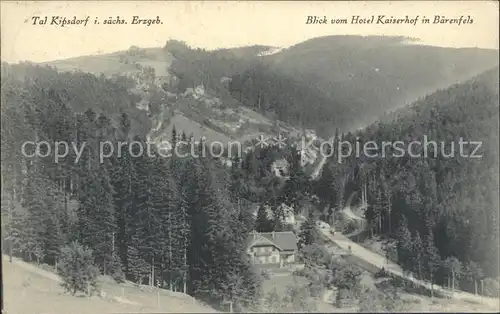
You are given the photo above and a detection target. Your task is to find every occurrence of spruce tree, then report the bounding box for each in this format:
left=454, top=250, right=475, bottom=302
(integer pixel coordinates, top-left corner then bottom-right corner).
left=299, top=210, right=319, bottom=249
left=395, top=215, right=414, bottom=274
left=255, top=204, right=273, bottom=232
left=424, top=227, right=440, bottom=296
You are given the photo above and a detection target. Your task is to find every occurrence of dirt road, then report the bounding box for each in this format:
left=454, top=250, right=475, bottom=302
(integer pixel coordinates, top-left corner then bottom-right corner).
left=319, top=227, right=499, bottom=309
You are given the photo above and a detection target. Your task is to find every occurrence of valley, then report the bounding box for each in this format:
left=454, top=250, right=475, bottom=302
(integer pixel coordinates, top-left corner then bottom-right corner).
left=1, top=35, right=499, bottom=313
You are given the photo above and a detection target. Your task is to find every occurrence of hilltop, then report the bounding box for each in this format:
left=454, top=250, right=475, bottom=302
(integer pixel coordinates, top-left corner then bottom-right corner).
left=315, top=66, right=499, bottom=300
left=234, top=35, right=499, bottom=133
left=1, top=37, right=499, bottom=314
left=41, top=47, right=174, bottom=78
left=36, top=36, right=498, bottom=140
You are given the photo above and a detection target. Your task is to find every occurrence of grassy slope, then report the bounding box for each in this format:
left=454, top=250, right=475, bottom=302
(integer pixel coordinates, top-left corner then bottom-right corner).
left=42, top=46, right=292, bottom=149
left=2, top=255, right=216, bottom=314
left=154, top=112, right=234, bottom=144
left=43, top=47, right=174, bottom=77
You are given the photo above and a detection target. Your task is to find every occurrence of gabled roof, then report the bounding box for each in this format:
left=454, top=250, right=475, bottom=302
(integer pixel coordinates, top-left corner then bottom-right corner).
left=247, top=233, right=281, bottom=250
left=247, top=231, right=298, bottom=252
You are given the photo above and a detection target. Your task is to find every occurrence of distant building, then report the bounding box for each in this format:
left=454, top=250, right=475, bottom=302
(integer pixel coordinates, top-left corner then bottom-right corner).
left=182, top=84, right=206, bottom=99
left=182, top=87, right=195, bottom=97
left=271, top=158, right=289, bottom=177
left=194, top=84, right=205, bottom=97
left=246, top=231, right=298, bottom=268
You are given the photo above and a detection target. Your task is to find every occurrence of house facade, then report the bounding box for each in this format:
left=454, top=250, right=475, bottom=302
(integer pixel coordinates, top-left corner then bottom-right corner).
left=246, top=231, right=298, bottom=268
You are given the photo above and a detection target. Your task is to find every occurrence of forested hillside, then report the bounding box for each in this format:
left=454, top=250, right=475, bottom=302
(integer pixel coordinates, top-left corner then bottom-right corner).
left=1, top=62, right=151, bottom=136
left=0, top=63, right=262, bottom=310
left=41, top=37, right=498, bottom=140
left=2, top=39, right=499, bottom=310
left=315, top=67, right=500, bottom=291
left=162, top=37, right=498, bottom=137
left=266, top=36, right=498, bottom=129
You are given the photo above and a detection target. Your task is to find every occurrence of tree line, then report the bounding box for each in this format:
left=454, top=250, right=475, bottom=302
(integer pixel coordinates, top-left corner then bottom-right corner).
left=314, top=67, right=500, bottom=295
left=1, top=63, right=263, bottom=309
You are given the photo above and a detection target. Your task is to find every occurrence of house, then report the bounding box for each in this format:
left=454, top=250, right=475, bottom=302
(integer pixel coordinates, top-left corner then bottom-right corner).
left=271, top=158, right=289, bottom=177
left=182, top=84, right=206, bottom=99
left=246, top=231, right=298, bottom=268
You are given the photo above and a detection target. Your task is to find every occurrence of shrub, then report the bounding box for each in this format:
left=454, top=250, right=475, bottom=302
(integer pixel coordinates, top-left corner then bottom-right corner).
left=336, top=288, right=358, bottom=308
left=260, top=268, right=271, bottom=280
left=283, top=282, right=318, bottom=312
left=262, top=282, right=317, bottom=312
left=343, top=220, right=357, bottom=234
left=57, top=241, right=100, bottom=296
left=300, top=243, right=332, bottom=268
left=357, top=287, right=408, bottom=312
left=331, top=263, right=363, bottom=291
left=293, top=267, right=310, bottom=278
left=374, top=267, right=390, bottom=278
left=263, top=288, right=282, bottom=313
left=308, top=277, right=326, bottom=297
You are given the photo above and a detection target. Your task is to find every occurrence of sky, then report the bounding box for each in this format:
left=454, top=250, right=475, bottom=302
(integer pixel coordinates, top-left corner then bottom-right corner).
left=1, top=1, right=499, bottom=63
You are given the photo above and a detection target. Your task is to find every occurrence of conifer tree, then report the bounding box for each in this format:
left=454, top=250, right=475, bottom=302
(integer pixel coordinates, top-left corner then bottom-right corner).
left=299, top=210, right=319, bottom=249
left=255, top=204, right=273, bottom=232
left=424, top=227, right=440, bottom=296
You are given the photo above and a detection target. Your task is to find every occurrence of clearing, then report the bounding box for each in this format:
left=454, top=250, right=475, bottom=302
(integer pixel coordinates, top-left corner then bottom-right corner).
left=2, top=255, right=216, bottom=314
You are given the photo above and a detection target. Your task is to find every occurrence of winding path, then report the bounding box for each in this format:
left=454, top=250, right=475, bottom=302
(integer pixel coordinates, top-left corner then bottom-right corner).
left=318, top=202, right=499, bottom=308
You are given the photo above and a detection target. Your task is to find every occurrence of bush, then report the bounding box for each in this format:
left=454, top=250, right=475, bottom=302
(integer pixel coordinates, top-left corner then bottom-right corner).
left=263, top=288, right=282, bottom=313
left=308, top=277, right=326, bottom=297
left=293, top=267, right=310, bottom=278
left=357, top=287, right=408, bottom=312
left=57, top=241, right=100, bottom=296
left=343, top=220, right=357, bottom=234
left=331, top=263, right=363, bottom=291
left=261, top=282, right=317, bottom=312
left=374, top=267, right=390, bottom=278
left=300, top=243, right=332, bottom=268
left=336, top=288, right=358, bottom=308
left=260, top=269, right=271, bottom=280
left=283, top=282, right=318, bottom=312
